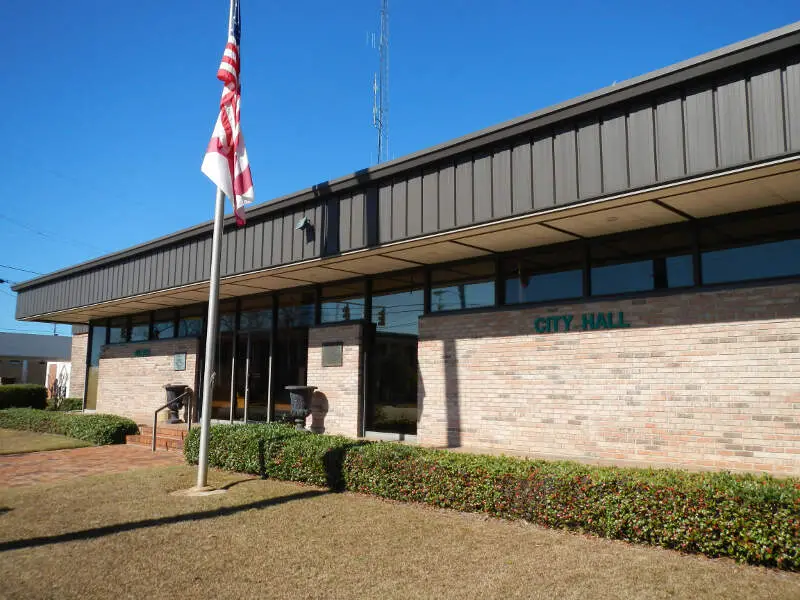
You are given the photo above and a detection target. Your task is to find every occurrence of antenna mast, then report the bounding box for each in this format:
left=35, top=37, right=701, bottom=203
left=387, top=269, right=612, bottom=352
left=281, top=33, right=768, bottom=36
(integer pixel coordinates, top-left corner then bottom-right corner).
left=372, top=0, right=389, bottom=163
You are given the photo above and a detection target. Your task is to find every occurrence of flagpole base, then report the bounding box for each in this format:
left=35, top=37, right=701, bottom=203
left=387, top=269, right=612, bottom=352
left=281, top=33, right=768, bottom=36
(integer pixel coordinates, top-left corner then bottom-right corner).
left=170, top=485, right=227, bottom=497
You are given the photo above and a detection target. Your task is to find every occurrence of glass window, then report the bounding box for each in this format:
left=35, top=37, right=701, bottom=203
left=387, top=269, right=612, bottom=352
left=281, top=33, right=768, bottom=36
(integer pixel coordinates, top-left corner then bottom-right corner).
left=239, top=295, right=273, bottom=331
left=431, top=261, right=495, bottom=312
left=218, top=300, right=237, bottom=333
left=702, top=239, right=800, bottom=285
left=321, top=281, right=365, bottom=323
left=85, top=323, right=107, bottom=410
left=277, top=290, right=315, bottom=329
left=178, top=305, right=204, bottom=337
left=151, top=309, right=176, bottom=340
left=504, top=242, right=584, bottom=304
left=108, top=317, right=130, bottom=344
left=591, top=228, right=693, bottom=296
left=130, top=313, right=150, bottom=342
left=372, top=271, right=425, bottom=335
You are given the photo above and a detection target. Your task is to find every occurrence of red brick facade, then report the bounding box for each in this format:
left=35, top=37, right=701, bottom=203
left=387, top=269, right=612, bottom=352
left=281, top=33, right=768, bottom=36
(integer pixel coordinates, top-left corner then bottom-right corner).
left=68, top=333, right=87, bottom=399
left=97, top=338, right=199, bottom=423
left=306, top=324, right=363, bottom=437
left=417, top=282, right=800, bottom=475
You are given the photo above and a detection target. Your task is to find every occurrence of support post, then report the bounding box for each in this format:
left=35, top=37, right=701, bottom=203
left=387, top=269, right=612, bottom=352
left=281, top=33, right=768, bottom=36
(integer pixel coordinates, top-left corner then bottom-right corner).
left=196, top=188, right=225, bottom=489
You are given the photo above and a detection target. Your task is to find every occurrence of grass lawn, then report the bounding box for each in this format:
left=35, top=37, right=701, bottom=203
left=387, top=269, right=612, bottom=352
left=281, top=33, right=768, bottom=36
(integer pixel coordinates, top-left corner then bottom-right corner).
left=0, top=428, right=91, bottom=455
left=1, top=466, right=798, bottom=600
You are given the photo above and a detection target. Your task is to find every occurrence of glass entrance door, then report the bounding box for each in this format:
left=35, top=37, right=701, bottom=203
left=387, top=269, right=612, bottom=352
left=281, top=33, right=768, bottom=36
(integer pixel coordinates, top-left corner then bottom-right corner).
left=234, top=332, right=271, bottom=422
left=271, top=329, right=309, bottom=421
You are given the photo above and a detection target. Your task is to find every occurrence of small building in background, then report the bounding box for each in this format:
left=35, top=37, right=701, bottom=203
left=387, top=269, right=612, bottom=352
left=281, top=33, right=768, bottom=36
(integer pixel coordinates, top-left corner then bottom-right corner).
left=0, top=333, right=72, bottom=387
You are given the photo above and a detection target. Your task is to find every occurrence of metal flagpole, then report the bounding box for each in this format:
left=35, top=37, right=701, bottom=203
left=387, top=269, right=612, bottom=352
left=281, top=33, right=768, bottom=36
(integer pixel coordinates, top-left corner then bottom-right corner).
left=196, top=187, right=225, bottom=489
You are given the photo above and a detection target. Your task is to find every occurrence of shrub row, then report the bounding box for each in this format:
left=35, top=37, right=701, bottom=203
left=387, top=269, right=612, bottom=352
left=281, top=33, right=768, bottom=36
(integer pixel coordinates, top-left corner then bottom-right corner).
left=185, top=425, right=800, bottom=570
left=46, top=397, right=84, bottom=412
left=0, top=385, right=47, bottom=410
left=0, top=408, right=138, bottom=445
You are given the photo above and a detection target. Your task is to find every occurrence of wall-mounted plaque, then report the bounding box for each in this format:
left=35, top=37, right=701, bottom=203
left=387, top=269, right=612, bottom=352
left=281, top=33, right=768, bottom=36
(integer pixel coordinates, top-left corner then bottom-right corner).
left=321, top=342, right=343, bottom=367
left=173, top=352, right=187, bottom=371
left=134, top=348, right=151, bottom=358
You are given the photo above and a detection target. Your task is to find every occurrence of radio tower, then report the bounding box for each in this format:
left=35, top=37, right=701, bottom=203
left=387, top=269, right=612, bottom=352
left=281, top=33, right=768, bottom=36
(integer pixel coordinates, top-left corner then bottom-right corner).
left=372, top=0, right=389, bottom=163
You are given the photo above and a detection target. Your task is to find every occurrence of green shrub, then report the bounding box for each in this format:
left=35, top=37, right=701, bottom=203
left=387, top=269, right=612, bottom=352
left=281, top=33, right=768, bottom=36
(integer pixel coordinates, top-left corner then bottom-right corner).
left=182, top=424, right=800, bottom=569
left=343, top=443, right=800, bottom=570
left=0, top=408, right=137, bottom=445
left=46, top=397, right=83, bottom=411
left=184, top=423, right=363, bottom=489
left=0, top=385, right=47, bottom=410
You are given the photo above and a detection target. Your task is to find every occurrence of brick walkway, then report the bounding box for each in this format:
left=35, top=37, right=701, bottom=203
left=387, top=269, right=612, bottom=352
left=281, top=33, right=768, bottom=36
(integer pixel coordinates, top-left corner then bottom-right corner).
left=0, top=445, right=183, bottom=488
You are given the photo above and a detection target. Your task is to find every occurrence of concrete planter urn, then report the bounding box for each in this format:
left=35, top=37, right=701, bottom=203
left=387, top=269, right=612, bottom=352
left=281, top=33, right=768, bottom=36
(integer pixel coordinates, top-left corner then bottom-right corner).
left=285, top=385, right=318, bottom=431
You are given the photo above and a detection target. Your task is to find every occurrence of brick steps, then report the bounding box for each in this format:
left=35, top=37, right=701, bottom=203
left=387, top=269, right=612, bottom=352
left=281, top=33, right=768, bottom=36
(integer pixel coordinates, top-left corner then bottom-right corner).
left=126, top=423, right=193, bottom=452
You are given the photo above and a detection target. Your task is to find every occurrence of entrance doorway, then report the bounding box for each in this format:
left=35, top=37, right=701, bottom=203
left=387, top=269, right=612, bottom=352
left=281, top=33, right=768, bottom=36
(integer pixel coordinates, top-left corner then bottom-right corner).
left=233, top=332, right=271, bottom=421
left=271, top=329, right=309, bottom=421
left=367, top=330, right=419, bottom=434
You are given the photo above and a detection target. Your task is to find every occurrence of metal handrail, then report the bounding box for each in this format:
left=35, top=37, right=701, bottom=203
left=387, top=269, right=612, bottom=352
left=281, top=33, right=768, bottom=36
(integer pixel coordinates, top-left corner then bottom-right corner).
left=152, top=390, right=192, bottom=452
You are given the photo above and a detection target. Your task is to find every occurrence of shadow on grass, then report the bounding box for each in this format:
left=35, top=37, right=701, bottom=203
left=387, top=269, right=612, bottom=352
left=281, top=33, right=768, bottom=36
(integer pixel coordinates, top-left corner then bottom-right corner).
left=0, top=489, right=327, bottom=553
left=0, top=507, right=10, bottom=516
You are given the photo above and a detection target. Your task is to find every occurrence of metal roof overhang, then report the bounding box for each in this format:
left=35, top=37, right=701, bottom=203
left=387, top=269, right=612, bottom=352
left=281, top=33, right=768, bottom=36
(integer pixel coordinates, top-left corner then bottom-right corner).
left=25, top=155, right=800, bottom=324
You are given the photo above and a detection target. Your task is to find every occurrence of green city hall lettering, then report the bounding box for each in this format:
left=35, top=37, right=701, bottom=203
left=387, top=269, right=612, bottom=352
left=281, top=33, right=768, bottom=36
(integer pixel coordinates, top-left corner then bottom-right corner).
left=533, top=312, right=631, bottom=333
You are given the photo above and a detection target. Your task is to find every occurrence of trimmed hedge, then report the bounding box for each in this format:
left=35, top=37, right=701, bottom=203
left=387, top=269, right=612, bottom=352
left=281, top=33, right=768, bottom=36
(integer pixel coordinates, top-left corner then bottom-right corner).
left=184, top=424, right=362, bottom=489
left=0, top=408, right=138, bottom=445
left=185, top=424, right=800, bottom=570
left=0, top=385, right=47, bottom=410
left=46, top=397, right=83, bottom=412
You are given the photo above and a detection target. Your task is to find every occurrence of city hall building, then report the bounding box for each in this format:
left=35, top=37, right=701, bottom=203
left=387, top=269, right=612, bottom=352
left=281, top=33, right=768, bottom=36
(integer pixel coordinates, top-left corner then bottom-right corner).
left=13, top=24, right=800, bottom=475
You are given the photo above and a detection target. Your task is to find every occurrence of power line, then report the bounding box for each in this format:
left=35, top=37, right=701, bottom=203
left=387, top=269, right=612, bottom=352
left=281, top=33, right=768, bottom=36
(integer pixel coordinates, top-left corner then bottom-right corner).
left=0, top=263, right=42, bottom=275
left=0, top=213, right=108, bottom=254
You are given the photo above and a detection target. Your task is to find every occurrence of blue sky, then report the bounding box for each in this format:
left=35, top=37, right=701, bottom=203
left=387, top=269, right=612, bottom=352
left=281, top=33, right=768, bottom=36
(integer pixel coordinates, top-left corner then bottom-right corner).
left=0, top=1, right=797, bottom=336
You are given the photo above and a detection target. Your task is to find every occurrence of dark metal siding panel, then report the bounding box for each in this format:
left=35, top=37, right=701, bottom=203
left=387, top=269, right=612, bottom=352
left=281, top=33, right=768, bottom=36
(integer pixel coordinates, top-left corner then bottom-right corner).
left=168, top=247, right=179, bottom=288
left=406, top=172, right=423, bottom=237
left=282, top=213, right=293, bottom=264
left=364, top=188, right=378, bottom=247
left=454, top=158, right=473, bottom=227
left=146, top=252, right=156, bottom=291
left=601, top=114, right=629, bottom=193
left=438, top=164, right=455, bottom=230
left=291, top=209, right=303, bottom=261
left=786, top=61, right=800, bottom=151
left=577, top=123, right=602, bottom=199
left=391, top=180, right=407, bottom=240
left=378, top=182, right=392, bottom=243
left=655, top=97, right=686, bottom=180
left=422, top=169, right=439, bottom=234
left=158, top=250, right=169, bottom=290
left=532, top=135, right=554, bottom=209
left=260, top=220, right=273, bottom=267
left=473, top=152, right=492, bottom=223
left=182, top=243, right=192, bottom=285
left=313, top=203, right=325, bottom=256
left=174, top=246, right=185, bottom=287
left=511, top=141, right=532, bottom=214
left=339, top=195, right=352, bottom=252
left=187, top=241, right=197, bottom=284
left=130, top=259, right=140, bottom=296
left=492, top=148, right=512, bottom=218
left=750, top=68, right=785, bottom=158
left=553, top=129, right=578, bottom=205
left=627, top=106, right=656, bottom=187
left=271, top=215, right=283, bottom=266
left=228, top=230, right=239, bottom=276
left=684, top=89, right=717, bottom=174
left=715, top=79, right=750, bottom=167
left=351, top=192, right=365, bottom=249
left=324, top=199, right=340, bottom=255
left=251, top=221, right=264, bottom=269
left=234, top=227, right=246, bottom=274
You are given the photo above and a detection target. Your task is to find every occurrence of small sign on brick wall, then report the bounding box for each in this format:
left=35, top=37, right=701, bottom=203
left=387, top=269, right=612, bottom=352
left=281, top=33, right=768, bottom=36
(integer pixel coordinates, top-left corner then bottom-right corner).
left=173, top=352, right=186, bottom=371
left=134, top=348, right=151, bottom=358
left=321, top=342, right=343, bottom=367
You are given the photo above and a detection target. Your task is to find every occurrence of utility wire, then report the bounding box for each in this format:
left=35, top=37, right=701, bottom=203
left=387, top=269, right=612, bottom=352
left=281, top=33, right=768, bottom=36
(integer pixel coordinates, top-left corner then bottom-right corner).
left=0, top=213, right=108, bottom=254
left=0, top=263, right=42, bottom=275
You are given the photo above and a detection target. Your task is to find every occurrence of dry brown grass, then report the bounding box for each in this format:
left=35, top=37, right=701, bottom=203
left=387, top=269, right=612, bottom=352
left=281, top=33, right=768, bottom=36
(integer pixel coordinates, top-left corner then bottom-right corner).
left=0, top=428, right=91, bottom=455
left=1, top=465, right=799, bottom=600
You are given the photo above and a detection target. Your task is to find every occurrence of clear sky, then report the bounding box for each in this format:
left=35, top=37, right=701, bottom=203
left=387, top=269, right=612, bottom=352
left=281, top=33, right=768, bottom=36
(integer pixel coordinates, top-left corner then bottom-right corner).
left=0, top=0, right=797, bottom=336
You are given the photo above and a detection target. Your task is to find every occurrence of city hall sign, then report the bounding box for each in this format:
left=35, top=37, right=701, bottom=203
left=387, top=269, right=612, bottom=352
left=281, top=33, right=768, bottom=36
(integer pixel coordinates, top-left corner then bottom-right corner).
left=533, top=312, right=631, bottom=334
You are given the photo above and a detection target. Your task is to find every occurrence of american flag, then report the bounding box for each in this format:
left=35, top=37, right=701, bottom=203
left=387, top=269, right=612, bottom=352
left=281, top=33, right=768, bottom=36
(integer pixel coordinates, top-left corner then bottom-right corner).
left=201, top=0, right=254, bottom=226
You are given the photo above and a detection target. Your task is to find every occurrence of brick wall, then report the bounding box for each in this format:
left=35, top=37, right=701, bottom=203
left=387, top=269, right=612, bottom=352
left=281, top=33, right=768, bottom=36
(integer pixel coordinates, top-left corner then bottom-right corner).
left=306, top=324, right=363, bottom=437
left=97, top=338, right=199, bottom=423
left=68, top=333, right=88, bottom=399
left=418, top=282, right=800, bottom=476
